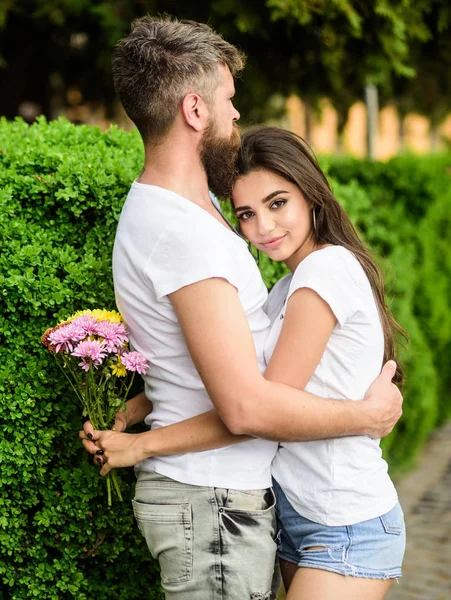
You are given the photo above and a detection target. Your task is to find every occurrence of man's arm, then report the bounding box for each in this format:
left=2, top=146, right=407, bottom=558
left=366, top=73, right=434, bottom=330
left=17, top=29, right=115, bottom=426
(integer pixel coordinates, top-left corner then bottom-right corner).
left=166, top=278, right=401, bottom=439
left=81, top=278, right=402, bottom=473
left=82, top=357, right=399, bottom=476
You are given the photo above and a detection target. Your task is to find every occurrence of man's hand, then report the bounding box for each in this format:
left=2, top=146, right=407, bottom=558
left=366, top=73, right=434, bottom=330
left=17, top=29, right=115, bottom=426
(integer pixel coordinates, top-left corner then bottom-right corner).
left=363, top=360, right=403, bottom=438
left=79, top=429, right=149, bottom=477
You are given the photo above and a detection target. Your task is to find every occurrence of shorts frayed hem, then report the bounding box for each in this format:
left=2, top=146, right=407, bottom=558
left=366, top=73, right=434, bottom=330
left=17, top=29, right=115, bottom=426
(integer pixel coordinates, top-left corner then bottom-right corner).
left=277, top=554, right=402, bottom=581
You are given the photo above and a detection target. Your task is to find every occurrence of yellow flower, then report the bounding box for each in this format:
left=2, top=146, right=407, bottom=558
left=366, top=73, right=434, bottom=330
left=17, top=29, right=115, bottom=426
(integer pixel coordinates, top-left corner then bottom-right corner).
left=110, top=357, right=127, bottom=377
left=100, top=310, right=123, bottom=324
left=64, top=310, right=88, bottom=323
left=66, top=309, right=124, bottom=324
left=90, top=309, right=109, bottom=321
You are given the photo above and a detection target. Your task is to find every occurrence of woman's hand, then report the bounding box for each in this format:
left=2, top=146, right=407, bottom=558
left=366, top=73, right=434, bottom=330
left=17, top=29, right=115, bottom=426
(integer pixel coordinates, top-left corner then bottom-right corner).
left=96, top=430, right=148, bottom=477
left=79, top=427, right=150, bottom=477
left=79, top=391, right=153, bottom=472
left=79, top=410, right=128, bottom=455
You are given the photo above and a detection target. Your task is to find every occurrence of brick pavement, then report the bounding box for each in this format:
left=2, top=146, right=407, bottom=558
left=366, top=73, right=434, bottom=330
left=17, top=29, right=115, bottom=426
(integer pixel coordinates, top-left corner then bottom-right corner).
left=387, top=421, right=451, bottom=600
left=277, top=420, right=451, bottom=600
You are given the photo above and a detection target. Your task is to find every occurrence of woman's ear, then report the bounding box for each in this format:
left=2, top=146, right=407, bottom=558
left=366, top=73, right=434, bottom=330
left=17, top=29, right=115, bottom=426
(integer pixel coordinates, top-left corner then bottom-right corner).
left=181, top=93, right=209, bottom=132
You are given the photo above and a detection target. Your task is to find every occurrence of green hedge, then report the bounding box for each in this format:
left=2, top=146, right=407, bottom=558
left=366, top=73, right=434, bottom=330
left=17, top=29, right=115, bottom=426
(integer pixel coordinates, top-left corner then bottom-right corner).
left=321, top=155, right=451, bottom=467
left=0, top=118, right=162, bottom=600
left=1, top=117, right=450, bottom=598
left=324, top=154, right=451, bottom=427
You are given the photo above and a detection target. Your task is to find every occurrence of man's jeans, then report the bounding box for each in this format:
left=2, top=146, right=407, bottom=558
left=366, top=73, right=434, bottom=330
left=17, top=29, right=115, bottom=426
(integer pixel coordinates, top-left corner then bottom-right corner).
left=132, top=471, right=279, bottom=600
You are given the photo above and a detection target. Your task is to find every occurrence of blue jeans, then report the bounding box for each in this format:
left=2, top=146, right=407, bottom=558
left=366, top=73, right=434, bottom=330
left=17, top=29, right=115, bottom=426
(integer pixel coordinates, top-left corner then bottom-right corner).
left=273, top=478, right=405, bottom=580
left=132, top=470, right=280, bottom=599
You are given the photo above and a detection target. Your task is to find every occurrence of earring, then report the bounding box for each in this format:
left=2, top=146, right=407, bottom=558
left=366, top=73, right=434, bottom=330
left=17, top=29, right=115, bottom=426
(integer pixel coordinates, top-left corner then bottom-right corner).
left=312, top=207, right=317, bottom=235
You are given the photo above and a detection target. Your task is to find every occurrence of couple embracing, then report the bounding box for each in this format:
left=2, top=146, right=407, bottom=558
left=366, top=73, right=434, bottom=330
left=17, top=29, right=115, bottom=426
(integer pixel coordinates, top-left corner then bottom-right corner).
left=81, top=16, right=406, bottom=600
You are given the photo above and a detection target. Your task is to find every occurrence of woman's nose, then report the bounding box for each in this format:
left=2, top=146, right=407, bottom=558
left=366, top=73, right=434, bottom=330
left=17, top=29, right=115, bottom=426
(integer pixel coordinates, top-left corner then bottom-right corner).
left=257, top=214, right=276, bottom=236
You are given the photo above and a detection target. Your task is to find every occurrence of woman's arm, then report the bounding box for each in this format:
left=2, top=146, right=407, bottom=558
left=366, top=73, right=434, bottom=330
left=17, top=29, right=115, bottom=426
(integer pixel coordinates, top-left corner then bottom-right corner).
left=81, top=397, right=249, bottom=457
left=263, top=286, right=336, bottom=388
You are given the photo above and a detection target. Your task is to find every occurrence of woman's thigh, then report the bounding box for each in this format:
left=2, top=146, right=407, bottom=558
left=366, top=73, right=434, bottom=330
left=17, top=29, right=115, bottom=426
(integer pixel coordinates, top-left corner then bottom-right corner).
left=286, top=568, right=393, bottom=600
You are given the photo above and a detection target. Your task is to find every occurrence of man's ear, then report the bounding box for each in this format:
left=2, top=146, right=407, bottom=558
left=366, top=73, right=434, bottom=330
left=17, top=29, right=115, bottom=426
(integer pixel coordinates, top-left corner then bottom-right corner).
left=181, top=93, right=209, bottom=132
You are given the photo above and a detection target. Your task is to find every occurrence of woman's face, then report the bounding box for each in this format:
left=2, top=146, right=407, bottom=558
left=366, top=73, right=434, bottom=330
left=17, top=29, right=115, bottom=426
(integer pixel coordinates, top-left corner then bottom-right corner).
left=232, top=169, right=315, bottom=271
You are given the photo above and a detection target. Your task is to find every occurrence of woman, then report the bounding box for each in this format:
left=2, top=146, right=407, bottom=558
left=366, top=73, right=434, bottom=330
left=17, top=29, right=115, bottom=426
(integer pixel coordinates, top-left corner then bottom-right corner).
left=230, top=127, right=406, bottom=598
left=83, top=126, right=406, bottom=599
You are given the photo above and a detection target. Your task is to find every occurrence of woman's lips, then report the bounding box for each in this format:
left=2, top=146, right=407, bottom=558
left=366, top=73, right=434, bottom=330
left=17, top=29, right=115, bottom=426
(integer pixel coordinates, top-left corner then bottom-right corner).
left=261, top=235, right=286, bottom=249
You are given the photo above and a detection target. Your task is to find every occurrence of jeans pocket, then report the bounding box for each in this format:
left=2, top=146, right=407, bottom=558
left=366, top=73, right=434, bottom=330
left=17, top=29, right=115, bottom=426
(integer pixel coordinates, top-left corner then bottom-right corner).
left=224, top=488, right=276, bottom=514
left=132, top=500, right=193, bottom=584
left=380, top=503, right=404, bottom=535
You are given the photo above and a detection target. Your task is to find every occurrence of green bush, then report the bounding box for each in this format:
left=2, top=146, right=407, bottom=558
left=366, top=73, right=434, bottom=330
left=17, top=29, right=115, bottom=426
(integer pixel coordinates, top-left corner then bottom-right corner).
left=319, top=155, right=451, bottom=467
left=325, top=154, right=451, bottom=428
left=1, top=118, right=450, bottom=598
left=0, top=118, right=162, bottom=600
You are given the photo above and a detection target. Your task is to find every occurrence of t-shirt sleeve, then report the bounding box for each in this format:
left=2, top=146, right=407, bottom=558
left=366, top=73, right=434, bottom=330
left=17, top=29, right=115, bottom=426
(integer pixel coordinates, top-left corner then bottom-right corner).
left=264, top=274, right=291, bottom=322
left=144, top=220, right=239, bottom=300
left=287, top=249, right=361, bottom=326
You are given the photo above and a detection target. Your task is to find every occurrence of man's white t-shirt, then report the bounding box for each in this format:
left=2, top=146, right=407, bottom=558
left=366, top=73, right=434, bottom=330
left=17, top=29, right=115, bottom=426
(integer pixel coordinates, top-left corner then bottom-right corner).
left=112, top=182, right=278, bottom=490
left=266, top=246, right=398, bottom=526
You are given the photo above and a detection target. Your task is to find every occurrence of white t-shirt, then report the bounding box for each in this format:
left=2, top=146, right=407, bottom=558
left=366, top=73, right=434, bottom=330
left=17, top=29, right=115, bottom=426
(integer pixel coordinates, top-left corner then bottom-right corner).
left=266, top=246, right=398, bottom=526
left=112, top=182, right=278, bottom=489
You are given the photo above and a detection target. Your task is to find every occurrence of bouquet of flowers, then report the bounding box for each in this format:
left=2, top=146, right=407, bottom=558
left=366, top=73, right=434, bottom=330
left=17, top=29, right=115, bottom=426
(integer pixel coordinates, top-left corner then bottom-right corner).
left=42, top=309, right=149, bottom=506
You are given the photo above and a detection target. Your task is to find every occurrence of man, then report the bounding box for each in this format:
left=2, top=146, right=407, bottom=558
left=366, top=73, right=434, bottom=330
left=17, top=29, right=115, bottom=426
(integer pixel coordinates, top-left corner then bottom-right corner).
left=81, top=16, right=402, bottom=600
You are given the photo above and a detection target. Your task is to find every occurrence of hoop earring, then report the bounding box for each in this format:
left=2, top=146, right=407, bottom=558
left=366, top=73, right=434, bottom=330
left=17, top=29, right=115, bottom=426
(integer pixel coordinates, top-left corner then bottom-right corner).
left=312, top=207, right=317, bottom=235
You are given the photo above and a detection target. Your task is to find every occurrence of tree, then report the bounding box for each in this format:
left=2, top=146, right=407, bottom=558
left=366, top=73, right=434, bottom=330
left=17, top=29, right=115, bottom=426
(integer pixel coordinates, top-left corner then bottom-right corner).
left=384, top=1, right=451, bottom=138
left=0, top=0, right=449, bottom=128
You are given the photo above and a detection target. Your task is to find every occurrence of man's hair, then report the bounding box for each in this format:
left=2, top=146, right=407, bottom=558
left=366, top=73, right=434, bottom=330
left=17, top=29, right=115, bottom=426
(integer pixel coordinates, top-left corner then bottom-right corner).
left=112, top=15, right=245, bottom=142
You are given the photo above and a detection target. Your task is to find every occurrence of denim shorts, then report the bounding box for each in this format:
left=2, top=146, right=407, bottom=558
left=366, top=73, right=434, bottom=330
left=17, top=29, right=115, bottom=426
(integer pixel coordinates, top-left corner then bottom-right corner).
left=132, top=470, right=281, bottom=599
left=273, top=478, right=405, bottom=580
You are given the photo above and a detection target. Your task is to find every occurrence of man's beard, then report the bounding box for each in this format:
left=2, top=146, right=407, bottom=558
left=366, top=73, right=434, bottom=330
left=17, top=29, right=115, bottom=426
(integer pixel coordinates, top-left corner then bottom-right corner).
left=199, top=120, right=241, bottom=199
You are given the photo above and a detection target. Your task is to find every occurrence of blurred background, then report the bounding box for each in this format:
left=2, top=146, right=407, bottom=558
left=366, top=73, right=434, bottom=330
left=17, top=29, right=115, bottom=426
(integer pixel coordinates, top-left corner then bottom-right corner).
left=2, top=0, right=451, bottom=158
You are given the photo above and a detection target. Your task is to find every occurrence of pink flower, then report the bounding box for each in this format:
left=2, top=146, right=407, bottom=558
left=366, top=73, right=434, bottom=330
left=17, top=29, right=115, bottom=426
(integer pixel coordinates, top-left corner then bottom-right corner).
left=121, top=351, right=149, bottom=375
left=71, top=340, right=107, bottom=371
left=71, top=315, right=98, bottom=337
left=95, top=320, right=128, bottom=352
left=48, top=322, right=86, bottom=353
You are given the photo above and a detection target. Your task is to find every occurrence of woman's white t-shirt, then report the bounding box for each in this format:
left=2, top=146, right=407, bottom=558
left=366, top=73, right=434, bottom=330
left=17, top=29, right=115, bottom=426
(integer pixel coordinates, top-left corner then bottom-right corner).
left=266, top=246, right=398, bottom=526
left=113, top=182, right=278, bottom=490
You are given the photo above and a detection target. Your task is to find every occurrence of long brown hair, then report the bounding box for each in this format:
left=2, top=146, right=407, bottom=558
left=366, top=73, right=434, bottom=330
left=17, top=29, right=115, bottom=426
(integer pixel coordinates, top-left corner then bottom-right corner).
left=236, top=126, right=407, bottom=386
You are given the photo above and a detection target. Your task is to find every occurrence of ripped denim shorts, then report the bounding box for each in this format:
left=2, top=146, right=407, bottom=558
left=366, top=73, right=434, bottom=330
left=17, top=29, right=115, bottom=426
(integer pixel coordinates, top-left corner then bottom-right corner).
left=273, top=478, right=405, bottom=580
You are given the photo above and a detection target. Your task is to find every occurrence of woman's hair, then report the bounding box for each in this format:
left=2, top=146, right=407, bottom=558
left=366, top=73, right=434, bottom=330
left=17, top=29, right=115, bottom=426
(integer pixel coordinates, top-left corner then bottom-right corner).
left=236, top=126, right=407, bottom=386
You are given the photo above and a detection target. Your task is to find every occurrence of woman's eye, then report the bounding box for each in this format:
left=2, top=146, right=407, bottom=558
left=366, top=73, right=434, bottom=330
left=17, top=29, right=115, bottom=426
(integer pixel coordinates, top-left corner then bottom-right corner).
left=238, top=211, right=253, bottom=221
left=270, top=199, right=286, bottom=210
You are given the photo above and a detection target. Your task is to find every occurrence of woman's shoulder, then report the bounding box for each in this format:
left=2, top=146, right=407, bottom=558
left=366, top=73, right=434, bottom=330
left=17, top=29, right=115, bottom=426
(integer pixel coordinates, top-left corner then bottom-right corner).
left=294, top=245, right=364, bottom=281
left=289, top=245, right=369, bottom=303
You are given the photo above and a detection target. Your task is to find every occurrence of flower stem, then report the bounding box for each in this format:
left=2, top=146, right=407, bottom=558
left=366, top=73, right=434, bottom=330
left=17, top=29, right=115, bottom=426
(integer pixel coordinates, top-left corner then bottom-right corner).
left=123, top=372, right=136, bottom=402
left=57, top=359, right=86, bottom=408
left=111, top=471, right=123, bottom=502
left=106, top=474, right=112, bottom=507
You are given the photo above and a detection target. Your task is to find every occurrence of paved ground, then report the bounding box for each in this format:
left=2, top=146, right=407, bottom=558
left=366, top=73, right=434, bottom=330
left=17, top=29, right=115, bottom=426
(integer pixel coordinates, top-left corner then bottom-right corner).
left=277, top=420, right=451, bottom=600
left=387, top=421, right=451, bottom=600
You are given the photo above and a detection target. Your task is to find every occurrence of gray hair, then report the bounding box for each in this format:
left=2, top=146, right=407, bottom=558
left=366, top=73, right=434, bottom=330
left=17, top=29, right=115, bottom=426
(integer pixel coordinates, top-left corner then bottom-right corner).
left=112, top=16, right=246, bottom=142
